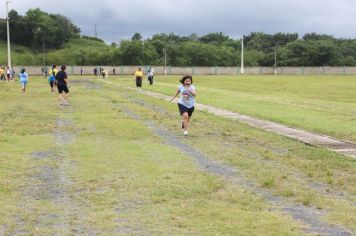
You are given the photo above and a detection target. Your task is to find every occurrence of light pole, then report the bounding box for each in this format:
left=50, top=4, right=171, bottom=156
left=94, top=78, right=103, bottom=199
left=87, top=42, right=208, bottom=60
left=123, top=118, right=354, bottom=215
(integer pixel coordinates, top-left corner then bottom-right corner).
left=274, top=47, right=277, bottom=75
left=240, top=34, right=244, bottom=74
left=43, top=41, right=46, bottom=77
left=6, top=0, right=12, bottom=68
left=163, top=47, right=167, bottom=76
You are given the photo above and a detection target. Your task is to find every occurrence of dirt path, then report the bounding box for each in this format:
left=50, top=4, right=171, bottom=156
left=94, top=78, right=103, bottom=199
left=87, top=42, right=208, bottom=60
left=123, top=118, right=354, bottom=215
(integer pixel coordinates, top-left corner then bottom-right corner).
left=126, top=94, right=354, bottom=201
left=146, top=89, right=356, bottom=159
left=104, top=88, right=352, bottom=236
left=101, top=79, right=356, bottom=159
left=11, top=112, right=94, bottom=235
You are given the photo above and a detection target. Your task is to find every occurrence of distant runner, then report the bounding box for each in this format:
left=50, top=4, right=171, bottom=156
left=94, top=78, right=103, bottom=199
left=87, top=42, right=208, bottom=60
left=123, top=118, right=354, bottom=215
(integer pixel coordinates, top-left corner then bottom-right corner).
left=170, top=75, right=197, bottom=136
left=48, top=65, right=58, bottom=93
left=18, top=68, right=29, bottom=93
left=55, top=65, right=70, bottom=106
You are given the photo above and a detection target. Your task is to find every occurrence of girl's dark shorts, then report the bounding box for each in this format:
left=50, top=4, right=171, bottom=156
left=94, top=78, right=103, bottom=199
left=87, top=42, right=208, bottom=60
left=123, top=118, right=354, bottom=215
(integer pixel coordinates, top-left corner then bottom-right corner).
left=57, top=84, right=69, bottom=94
left=49, top=81, right=55, bottom=87
left=178, top=103, right=194, bottom=117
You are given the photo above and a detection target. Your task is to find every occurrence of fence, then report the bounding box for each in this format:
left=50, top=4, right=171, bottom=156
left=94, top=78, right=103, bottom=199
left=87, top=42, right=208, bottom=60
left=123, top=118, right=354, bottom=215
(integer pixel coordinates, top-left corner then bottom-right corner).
left=10, top=66, right=356, bottom=76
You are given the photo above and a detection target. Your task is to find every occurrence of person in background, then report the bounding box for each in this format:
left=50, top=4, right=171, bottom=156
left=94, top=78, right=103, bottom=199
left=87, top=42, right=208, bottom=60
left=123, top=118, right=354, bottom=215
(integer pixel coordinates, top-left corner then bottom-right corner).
left=18, top=68, right=29, bottom=93
left=134, top=67, right=144, bottom=91
left=11, top=68, right=15, bottom=81
left=147, top=66, right=154, bottom=85
left=49, top=65, right=58, bottom=93
left=80, top=68, right=83, bottom=76
left=6, top=66, right=11, bottom=82
left=0, top=66, right=5, bottom=82
left=55, top=65, right=70, bottom=106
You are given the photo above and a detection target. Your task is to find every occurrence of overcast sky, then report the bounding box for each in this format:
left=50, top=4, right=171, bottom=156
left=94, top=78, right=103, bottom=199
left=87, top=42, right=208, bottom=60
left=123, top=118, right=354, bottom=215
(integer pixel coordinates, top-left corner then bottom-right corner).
left=1, top=0, right=356, bottom=43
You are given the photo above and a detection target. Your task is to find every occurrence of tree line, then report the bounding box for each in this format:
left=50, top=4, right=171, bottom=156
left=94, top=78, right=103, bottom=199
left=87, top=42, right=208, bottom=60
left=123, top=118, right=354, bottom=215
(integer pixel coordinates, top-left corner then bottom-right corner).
left=0, top=8, right=80, bottom=49
left=1, top=9, right=356, bottom=66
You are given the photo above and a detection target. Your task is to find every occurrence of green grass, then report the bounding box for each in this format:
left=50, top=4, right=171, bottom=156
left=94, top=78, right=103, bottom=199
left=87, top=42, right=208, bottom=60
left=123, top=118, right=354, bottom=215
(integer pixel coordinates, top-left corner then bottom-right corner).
left=102, top=75, right=356, bottom=232
left=0, top=77, right=305, bottom=235
left=0, top=40, right=43, bottom=65
left=118, top=74, right=356, bottom=143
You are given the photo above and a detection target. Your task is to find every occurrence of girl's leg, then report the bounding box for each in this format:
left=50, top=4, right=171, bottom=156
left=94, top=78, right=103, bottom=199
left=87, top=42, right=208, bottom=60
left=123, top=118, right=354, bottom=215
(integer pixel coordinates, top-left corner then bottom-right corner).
left=182, top=112, right=189, bottom=131
left=63, top=92, right=69, bottom=103
left=59, top=92, right=64, bottom=104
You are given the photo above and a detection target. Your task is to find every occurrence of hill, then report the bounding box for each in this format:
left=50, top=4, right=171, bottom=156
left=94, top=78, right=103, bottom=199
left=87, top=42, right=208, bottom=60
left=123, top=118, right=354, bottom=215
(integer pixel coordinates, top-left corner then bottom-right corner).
left=0, top=37, right=116, bottom=66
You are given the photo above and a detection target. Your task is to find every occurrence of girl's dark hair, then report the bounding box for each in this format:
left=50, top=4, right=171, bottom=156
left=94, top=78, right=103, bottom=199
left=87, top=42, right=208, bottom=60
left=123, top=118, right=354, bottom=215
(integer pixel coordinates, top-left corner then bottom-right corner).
left=52, top=65, right=57, bottom=68
left=21, top=68, right=25, bottom=73
left=61, top=65, right=66, bottom=71
left=180, top=75, right=193, bottom=84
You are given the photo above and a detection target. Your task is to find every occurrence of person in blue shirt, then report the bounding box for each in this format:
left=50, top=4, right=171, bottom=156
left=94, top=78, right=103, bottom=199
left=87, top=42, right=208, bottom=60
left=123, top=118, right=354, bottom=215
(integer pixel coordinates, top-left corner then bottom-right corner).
left=18, top=68, right=29, bottom=93
left=170, top=75, right=197, bottom=136
left=48, top=65, right=58, bottom=93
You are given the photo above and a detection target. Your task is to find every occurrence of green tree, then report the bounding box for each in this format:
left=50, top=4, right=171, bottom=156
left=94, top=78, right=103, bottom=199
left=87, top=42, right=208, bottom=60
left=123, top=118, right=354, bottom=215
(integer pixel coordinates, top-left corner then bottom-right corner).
left=131, top=33, right=142, bottom=41
left=119, top=40, right=144, bottom=65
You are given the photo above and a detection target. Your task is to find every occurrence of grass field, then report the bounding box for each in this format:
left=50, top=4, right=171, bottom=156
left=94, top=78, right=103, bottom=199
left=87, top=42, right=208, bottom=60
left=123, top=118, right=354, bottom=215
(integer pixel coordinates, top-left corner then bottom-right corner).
left=119, top=74, right=356, bottom=143
left=0, top=76, right=355, bottom=235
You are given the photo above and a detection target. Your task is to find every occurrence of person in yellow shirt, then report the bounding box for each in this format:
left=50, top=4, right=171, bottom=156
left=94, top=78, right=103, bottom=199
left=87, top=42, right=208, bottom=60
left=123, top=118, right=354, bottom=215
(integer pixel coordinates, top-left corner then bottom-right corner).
left=0, top=66, right=5, bottom=82
left=48, top=65, right=58, bottom=93
left=134, top=67, right=144, bottom=90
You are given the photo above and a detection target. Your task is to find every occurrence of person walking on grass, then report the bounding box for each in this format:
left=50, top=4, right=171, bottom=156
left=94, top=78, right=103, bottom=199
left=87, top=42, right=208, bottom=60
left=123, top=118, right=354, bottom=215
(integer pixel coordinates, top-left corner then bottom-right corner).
left=147, top=66, right=154, bottom=85
left=134, top=67, right=144, bottom=91
left=19, top=68, right=29, bottom=93
left=48, top=65, right=58, bottom=93
left=170, top=75, right=196, bottom=136
left=55, top=65, right=70, bottom=106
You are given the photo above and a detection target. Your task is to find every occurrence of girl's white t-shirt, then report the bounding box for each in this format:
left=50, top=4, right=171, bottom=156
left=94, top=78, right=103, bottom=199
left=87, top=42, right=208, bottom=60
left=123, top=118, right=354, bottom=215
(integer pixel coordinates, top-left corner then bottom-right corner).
left=178, top=84, right=196, bottom=108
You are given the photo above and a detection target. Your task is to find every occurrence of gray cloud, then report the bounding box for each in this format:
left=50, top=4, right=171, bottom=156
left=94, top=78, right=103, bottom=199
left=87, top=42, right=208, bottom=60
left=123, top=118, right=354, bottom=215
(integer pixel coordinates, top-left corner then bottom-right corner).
left=1, top=0, right=356, bottom=43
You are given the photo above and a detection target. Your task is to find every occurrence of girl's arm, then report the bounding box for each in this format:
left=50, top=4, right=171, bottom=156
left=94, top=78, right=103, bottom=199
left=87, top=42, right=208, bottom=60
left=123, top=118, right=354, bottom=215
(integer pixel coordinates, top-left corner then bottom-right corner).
left=170, top=89, right=180, bottom=102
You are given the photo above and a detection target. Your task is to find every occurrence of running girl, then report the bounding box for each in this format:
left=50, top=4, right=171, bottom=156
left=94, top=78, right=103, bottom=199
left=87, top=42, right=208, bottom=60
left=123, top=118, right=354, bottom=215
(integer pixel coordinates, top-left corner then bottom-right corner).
left=170, top=75, right=197, bottom=136
left=18, top=68, right=29, bottom=93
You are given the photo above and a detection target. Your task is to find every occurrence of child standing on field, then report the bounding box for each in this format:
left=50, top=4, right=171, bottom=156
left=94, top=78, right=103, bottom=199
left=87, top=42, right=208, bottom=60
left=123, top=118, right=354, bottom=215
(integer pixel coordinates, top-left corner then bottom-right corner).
left=170, top=75, right=197, bottom=136
left=134, top=67, right=144, bottom=90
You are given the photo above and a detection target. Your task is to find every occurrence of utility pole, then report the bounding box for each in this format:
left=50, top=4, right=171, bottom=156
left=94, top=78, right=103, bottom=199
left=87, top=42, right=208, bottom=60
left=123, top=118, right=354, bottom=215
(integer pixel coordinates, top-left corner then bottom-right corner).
left=43, top=41, right=46, bottom=77
left=240, top=34, right=244, bottom=75
left=274, top=48, right=277, bottom=75
left=94, top=24, right=97, bottom=38
left=163, top=47, right=167, bottom=76
left=6, top=0, right=12, bottom=68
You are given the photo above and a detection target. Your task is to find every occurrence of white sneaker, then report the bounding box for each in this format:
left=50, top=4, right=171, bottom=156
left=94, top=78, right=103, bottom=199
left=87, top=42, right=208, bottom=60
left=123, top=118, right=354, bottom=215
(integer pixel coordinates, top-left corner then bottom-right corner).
left=183, top=130, right=188, bottom=136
